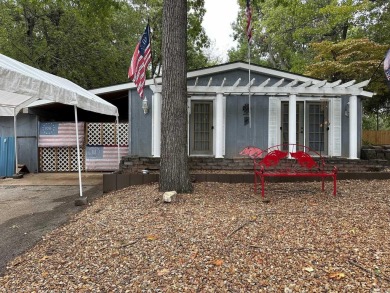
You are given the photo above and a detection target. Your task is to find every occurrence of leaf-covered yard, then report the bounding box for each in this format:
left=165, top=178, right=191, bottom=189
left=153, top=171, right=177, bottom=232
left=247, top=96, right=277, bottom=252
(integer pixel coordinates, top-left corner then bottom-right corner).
left=0, top=180, right=389, bottom=291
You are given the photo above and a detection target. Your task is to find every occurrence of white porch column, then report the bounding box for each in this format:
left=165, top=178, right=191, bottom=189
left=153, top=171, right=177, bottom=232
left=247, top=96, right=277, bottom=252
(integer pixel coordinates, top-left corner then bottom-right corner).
left=349, top=95, right=358, bottom=159
left=152, top=92, right=162, bottom=157
left=215, top=93, right=224, bottom=158
left=288, top=94, right=297, bottom=153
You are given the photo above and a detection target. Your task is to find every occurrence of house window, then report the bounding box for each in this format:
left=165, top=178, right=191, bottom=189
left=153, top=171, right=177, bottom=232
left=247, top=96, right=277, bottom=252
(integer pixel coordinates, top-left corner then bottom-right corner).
left=190, top=101, right=213, bottom=155
left=307, top=102, right=328, bottom=154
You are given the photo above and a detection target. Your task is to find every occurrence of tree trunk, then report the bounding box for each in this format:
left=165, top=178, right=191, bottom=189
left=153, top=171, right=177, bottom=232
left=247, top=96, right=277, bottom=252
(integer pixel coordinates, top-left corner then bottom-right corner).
left=159, top=0, right=193, bottom=193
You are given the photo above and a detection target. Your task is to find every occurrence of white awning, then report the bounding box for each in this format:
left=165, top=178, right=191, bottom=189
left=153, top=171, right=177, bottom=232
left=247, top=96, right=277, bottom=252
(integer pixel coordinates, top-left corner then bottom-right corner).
left=0, top=53, right=118, bottom=116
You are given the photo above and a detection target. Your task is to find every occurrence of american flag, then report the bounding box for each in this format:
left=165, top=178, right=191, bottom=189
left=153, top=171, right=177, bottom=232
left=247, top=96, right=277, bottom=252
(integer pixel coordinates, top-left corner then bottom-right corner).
left=246, top=0, right=253, bottom=43
left=85, top=146, right=128, bottom=171
left=384, top=49, right=390, bottom=83
left=38, top=122, right=84, bottom=147
left=128, top=24, right=152, bottom=99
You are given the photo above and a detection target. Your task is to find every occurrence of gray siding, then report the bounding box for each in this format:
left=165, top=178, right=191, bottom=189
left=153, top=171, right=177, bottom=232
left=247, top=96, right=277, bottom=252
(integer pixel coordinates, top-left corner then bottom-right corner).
left=341, top=97, right=349, bottom=157
left=128, top=67, right=365, bottom=159
left=225, top=95, right=269, bottom=157
left=0, top=114, right=38, bottom=172
left=357, top=99, right=363, bottom=158
left=129, top=88, right=152, bottom=156
left=0, top=116, right=14, bottom=136
left=188, top=69, right=283, bottom=157
left=341, top=96, right=363, bottom=158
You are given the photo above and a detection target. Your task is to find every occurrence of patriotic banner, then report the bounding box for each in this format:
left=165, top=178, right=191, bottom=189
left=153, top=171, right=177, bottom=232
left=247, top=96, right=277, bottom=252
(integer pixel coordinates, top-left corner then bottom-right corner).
left=384, top=49, right=390, bottom=87
left=128, top=24, right=152, bottom=99
left=85, top=146, right=127, bottom=171
left=246, top=0, right=253, bottom=43
left=38, top=122, right=84, bottom=147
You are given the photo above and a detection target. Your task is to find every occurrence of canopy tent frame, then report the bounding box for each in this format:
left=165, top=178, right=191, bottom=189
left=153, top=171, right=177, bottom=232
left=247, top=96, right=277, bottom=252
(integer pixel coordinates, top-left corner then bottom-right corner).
left=0, top=90, right=38, bottom=175
left=0, top=54, right=120, bottom=198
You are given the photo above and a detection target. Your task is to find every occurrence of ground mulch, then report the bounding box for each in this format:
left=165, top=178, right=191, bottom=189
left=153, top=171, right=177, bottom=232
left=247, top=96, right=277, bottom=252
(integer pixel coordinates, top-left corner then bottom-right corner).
left=0, top=180, right=389, bottom=292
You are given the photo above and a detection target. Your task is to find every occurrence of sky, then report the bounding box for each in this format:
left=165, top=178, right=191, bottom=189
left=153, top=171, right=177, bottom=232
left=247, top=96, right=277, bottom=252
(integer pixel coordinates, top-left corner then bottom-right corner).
left=202, top=0, right=240, bottom=61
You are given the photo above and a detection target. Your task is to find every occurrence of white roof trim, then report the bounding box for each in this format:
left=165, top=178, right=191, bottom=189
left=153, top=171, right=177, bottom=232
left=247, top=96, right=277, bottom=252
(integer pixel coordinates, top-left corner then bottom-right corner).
left=92, top=62, right=373, bottom=98
left=337, top=80, right=356, bottom=88
left=151, top=77, right=373, bottom=97
left=185, top=62, right=314, bottom=82
left=90, top=62, right=314, bottom=94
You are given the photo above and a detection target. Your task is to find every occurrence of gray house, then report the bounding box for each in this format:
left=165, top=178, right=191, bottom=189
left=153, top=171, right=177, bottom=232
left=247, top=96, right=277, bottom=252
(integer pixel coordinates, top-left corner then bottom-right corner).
left=91, top=62, right=372, bottom=161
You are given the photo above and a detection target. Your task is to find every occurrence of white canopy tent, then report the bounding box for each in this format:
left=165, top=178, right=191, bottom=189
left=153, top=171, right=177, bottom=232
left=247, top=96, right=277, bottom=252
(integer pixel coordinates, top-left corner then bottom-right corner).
left=0, top=90, right=38, bottom=177
left=0, top=53, right=119, bottom=198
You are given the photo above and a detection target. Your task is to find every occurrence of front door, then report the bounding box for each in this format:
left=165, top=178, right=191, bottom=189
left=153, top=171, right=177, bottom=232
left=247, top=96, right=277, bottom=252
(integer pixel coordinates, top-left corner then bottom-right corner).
left=190, top=101, right=213, bottom=155
left=281, top=101, right=328, bottom=155
left=306, top=102, right=328, bottom=155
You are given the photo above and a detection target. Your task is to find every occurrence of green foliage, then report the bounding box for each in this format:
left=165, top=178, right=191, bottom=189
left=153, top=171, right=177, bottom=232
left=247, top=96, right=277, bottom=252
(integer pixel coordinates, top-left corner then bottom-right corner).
left=228, top=0, right=390, bottom=115
left=0, top=0, right=135, bottom=88
left=363, top=113, right=390, bottom=130
left=305, top=39, right=387, bottom=81
left=230, top=0, right=386, bottom=70
left=0, top=0, right=211, bottom=88
left=305, top=38, right=389, bottom=114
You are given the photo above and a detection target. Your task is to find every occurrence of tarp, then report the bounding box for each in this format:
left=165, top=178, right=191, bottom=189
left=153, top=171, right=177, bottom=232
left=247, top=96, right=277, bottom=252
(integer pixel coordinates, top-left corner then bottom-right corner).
left=0, top=53, right=118, bottom=117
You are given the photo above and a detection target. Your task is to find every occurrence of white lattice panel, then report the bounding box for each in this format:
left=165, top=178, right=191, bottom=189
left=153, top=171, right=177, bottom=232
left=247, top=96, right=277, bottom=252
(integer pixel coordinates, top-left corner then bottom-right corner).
left=39, top=147, right=84, bottom=172
left=71, top=147, right=84, bottom=171
left=40, top=148, right=56, bottom=172
left=118, top=123, right=128, bottom=146
left=57, top=147, right=70, bottom=171
left=87, top=123, right=102, bottom=146
left=102, top=123, right=116, bottom=146
left=87, top=123, right=128, bottom=146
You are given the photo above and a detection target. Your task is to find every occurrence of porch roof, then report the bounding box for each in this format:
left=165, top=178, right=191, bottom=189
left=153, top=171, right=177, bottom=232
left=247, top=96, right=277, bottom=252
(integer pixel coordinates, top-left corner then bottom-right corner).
left=151, top=77, right=373, bottom=98
left=90, top=61, right=373, bottom=99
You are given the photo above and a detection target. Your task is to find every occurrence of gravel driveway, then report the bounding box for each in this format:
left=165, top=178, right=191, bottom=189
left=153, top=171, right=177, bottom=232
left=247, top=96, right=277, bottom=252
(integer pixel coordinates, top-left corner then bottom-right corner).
left=0, top=179, right=389, bottom=291
left=0, top=173, right=103, bottom=276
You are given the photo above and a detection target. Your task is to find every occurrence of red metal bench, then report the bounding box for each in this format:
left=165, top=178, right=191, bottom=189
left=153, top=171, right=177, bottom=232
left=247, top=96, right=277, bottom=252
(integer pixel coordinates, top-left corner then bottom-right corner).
left=250, top=144, right=337, bottom=197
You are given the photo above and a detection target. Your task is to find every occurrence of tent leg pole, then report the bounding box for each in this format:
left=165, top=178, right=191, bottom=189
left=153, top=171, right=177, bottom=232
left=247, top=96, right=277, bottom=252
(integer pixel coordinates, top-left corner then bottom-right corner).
left=13, top=114, right=18, bottom=175
left=116, top=116, right=120, bottom=171
left=74, top=105, right=83, bottom=198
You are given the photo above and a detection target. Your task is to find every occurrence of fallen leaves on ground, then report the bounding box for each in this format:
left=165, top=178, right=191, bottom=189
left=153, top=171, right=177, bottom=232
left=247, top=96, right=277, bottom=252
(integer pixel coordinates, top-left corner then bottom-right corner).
left=0, top=179, right=389, bottom=291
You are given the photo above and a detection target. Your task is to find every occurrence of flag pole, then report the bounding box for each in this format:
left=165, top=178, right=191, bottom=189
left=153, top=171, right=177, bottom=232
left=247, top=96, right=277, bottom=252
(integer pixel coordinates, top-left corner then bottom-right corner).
left=248, top=42, right=251, bottom=129
left=246, top=0, right=253, bottom=129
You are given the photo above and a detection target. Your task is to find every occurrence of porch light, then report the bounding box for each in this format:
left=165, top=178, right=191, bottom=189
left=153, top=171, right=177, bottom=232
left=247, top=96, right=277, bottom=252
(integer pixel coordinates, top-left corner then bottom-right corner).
left=344, top=102, right=349, bottom=117
left=142, top=97, right=149, bottom=114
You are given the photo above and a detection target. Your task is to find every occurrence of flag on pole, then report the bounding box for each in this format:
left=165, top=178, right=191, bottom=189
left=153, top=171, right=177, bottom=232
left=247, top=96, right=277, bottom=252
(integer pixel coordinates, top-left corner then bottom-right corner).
left=384, top=49, right=390, bottom=84
left=128, top=24, right=152, bottom=99
left=246, top=0, right=253, bottom=43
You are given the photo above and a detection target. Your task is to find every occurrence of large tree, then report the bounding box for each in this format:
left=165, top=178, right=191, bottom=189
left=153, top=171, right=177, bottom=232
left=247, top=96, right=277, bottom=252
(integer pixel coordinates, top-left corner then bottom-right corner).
left=129, top=0, right=210, bottom=76
left=159, top=0, right=192, bottom=193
